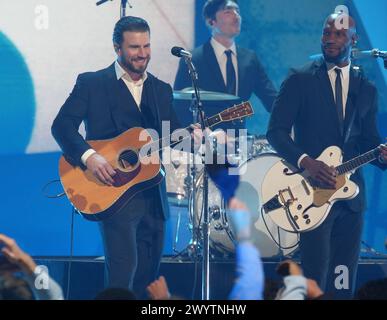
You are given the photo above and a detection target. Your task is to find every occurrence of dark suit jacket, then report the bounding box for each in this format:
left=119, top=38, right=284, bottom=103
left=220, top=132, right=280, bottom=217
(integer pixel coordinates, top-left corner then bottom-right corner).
left=52, top=63, right=181, bottom=218
left=173, top=40, right=277, bottom=130
left=267, top=59, right=386, bottom=213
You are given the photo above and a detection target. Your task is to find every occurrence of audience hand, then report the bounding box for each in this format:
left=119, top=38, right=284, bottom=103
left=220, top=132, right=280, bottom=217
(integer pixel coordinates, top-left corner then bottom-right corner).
left=146, top=276, right=171, bottom=300
left=0, top=234, right=36, bottom=275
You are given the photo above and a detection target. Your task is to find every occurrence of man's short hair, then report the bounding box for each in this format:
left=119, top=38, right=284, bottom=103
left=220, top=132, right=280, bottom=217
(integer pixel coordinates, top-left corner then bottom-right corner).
left=113, top=16, right=150, bottom=46
left=202, top=0, right=239, bottom=21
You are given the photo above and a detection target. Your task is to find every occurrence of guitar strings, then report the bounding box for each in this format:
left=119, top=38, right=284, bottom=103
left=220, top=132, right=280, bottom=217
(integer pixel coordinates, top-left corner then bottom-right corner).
left=136, top=103, right=251, bottom=161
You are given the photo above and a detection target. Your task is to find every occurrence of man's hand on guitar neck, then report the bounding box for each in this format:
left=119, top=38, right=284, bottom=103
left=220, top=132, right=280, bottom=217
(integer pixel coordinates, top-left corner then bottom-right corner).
left=86, top=153, right=116, bottom=186
left=300, top=156, right=337, bottom=189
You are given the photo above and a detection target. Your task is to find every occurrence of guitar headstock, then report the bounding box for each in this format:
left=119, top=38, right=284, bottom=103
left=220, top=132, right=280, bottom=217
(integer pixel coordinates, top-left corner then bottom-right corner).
left=219, top=102, right=254, bottom=122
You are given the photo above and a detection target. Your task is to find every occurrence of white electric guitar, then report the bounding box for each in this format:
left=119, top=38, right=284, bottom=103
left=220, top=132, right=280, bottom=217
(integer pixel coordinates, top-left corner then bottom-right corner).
left=261, top=143, right=386, bottom=233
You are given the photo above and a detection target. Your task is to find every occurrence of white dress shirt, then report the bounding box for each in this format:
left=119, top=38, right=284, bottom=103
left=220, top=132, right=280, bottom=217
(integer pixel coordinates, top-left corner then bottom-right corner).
left=81, top=61, right=148, bottom=165
left=210, top=37, right=239, bottom=95
left=114, top=60, right=148, bottom=108
left=297, top=63, right=351, bottom=168
left=326, top=62, right=350, bottom=118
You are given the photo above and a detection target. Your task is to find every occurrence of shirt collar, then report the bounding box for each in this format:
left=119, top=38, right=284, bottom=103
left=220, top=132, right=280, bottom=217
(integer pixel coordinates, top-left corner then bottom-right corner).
left=210, top=37, right=237, bottom=59
left=114, top=60, right=147, bottom=84
left=326, top=61, right=351, bottom=81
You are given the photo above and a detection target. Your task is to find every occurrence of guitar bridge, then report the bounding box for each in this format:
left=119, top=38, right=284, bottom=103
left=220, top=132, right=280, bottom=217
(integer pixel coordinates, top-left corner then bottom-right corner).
left=262, top=193, right=301, bottom=231
left=279, top=187, right=297, bottom=206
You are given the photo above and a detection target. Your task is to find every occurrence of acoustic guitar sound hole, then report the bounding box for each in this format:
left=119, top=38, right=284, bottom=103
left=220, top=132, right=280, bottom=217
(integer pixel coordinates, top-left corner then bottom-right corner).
left=118, top=149, right=139, bottom=170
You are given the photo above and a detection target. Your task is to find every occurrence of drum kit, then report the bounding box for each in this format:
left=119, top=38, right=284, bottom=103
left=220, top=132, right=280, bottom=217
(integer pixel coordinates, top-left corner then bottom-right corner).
left=163, top=89, right=300, bottom=260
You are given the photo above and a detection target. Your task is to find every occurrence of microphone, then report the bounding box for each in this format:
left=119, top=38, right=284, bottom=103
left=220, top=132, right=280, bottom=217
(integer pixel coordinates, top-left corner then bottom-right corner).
left=171, top=46, right=192, bottom=59
left=310, top=48, right=387, bottom=60
left=371, top=49, right=387, bottom=58
left=351, top=48, right=387, bottom=59
left=96, top=0, right=112, bottom=6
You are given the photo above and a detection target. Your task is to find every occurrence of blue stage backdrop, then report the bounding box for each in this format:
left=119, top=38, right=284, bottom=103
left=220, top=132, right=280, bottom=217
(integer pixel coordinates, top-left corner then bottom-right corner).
left=0, top=0, right=386, bottom=256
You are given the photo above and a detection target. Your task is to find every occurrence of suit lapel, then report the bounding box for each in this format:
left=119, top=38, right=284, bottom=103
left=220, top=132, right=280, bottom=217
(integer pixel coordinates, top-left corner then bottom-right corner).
left=203, top=41, right=227, bottom=92
left=103, top=63, right=142, bottom=133
left=314, top=59, right=343, bottom=138
left=140, top=75, right=160, bottom=131
left=103, top=63, right=122, bottom=132
left=343, top=67, right=361, bottom=139
left=236, top=46, right=245, bottom=97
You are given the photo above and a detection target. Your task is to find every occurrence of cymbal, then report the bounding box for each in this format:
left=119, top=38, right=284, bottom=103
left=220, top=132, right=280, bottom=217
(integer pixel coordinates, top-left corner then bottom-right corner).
left=173, top=88, right=239, bottom=101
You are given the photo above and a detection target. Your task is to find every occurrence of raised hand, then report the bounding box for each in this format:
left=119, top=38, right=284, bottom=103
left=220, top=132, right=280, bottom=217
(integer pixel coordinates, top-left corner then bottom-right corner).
left=0, top=234, right=36, bottom=275
left=146, top=276, right=171, bottom=300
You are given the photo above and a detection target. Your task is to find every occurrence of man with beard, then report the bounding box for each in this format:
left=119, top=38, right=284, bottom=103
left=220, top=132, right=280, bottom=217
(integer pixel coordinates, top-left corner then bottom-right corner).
left=52, top=16, right=184, bottom=298
left=267, top=12, right=387, bottom=299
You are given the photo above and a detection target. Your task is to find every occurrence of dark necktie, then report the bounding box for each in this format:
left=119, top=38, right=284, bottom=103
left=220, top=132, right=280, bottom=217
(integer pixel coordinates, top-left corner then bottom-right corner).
left=335, top=68, right=344, bottom=133
left=225, top=49, right=236, bottom=95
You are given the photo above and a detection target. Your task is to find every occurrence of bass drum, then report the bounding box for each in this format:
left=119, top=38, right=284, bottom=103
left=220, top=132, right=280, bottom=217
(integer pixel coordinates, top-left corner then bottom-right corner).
left=193, top=153, right=299, bottom=258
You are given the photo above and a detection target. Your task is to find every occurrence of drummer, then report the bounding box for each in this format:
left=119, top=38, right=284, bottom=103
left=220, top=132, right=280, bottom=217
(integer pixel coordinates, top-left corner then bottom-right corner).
left=173, top=0, right=277, bottom=132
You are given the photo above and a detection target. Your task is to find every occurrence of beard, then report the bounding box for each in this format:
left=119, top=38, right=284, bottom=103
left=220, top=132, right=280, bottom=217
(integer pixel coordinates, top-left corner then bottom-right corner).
left=121, top=56, right=150, bottom=75
left=321, top=43, right=351, bottom=64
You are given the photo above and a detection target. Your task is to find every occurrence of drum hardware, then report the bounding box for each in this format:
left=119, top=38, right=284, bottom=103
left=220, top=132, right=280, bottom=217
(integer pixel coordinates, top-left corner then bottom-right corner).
left=173, top=88, right=239, bottom=101
left=172, top=207, right=183, bottom=254
left=213, top=223, right=224, bottom=231
left=209, top=205, right=221, bottom=220
left=195, top=152, right=300, bottom=257
left=171, top=158, right=181, bottom=169
left=166, top=137, right=301, bottom=259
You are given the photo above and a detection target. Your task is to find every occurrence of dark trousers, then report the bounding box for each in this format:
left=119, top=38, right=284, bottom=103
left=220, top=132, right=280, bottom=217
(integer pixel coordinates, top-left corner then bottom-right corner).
left=98, top=187, right=165, bottom=299
left=299, top=202, right=364, bottom=299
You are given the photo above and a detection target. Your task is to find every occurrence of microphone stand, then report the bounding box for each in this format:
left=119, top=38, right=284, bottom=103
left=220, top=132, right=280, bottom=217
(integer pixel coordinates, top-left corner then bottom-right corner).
left=96, top=0, right=132, bottom=18
left=120, top=0, right=131, bottom=18
left=373, top=49, right=387, bottom=69
left=183, top=56, right=211, bottom=300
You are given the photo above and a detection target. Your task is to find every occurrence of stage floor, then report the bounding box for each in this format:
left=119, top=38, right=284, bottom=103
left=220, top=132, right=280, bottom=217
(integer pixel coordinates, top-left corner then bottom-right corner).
left=34, top=256, right=387, bottom=300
